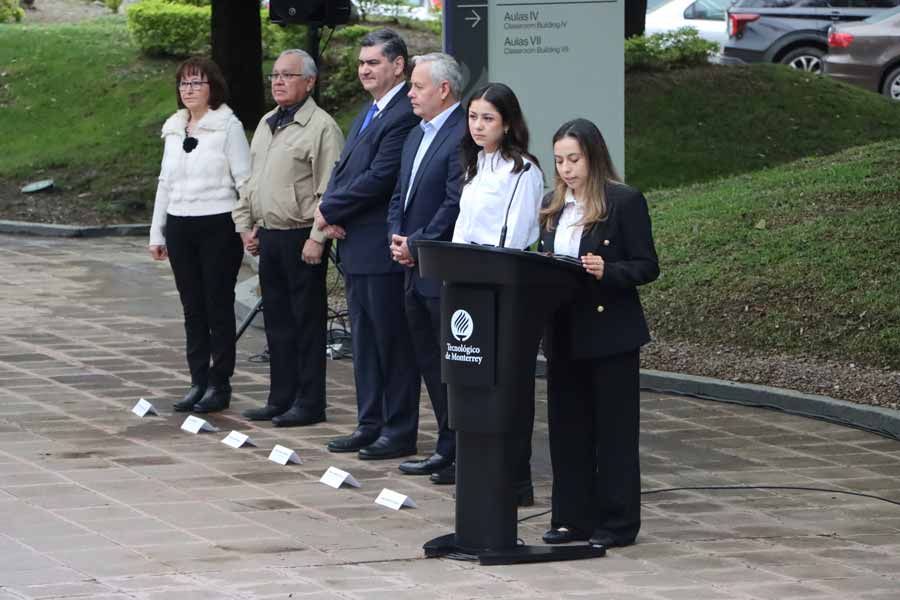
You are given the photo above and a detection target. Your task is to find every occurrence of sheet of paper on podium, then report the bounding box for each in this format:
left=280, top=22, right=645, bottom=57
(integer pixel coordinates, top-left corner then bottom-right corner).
left=320, top=466, right=360, bottom=489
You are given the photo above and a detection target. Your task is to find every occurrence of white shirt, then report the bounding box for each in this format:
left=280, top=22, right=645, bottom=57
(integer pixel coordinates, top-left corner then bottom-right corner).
left=452, top=151, right=544, bottom=249
left=405, top=102, right=461, bottom=210
left=374, top=80, right=406, bottom=112
left=553, top=189, right=585, bottom=258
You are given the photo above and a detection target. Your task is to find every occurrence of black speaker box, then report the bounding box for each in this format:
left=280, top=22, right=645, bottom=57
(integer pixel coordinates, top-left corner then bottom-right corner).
left=269, top=0, right=352, bottom=26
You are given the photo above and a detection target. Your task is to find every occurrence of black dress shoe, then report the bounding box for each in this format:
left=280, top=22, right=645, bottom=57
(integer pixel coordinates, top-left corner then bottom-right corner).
left=399, top=453, right=452, bottom=475
left=327, top=429, right=378, bottom=453
left=272, top=406, right=326, bottom=427
left=429, top=462, right=455, bottom=485
left=589, top=531, right=635, bottom=548
left=192, top=383, right=231, bottom=413
left=242, top=405, right=287, bottom=421
left=542, top=526, right=591, bottom=545
left=173, top=384, right=206, bottom=412
left=358, top=436, right=417, bottom=460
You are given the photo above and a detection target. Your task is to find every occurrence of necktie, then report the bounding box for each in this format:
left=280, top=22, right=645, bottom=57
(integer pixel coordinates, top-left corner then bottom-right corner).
left=359, top=103, right=378, bottom=133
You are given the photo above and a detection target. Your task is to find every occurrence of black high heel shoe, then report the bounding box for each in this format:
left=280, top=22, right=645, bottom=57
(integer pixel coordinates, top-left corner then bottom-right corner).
left=173, top=384, right=206, bottom=412
left=192, top=382, right=231, bottom=413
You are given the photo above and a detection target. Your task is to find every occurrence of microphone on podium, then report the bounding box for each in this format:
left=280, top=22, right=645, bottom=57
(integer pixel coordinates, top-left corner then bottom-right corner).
left=497, top=162, right=532, bottom=249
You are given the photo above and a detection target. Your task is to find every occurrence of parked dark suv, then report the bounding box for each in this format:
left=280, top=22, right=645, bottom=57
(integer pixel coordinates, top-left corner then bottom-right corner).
left=722, top=0, right=900, bottom=73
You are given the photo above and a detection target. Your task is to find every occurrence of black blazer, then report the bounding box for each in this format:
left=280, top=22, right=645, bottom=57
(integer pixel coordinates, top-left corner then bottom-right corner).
left=387, top=105, right=467, bottom=298
left=539, top=182, right=659, bottom=360
left=319, top=84, right=419, bottom=275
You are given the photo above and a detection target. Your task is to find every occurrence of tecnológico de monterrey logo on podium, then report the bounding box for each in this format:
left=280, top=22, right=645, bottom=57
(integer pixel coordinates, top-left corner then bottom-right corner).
left=446, top=309, right=482, bottom=365
left=450, top=309, right=474, bottom=342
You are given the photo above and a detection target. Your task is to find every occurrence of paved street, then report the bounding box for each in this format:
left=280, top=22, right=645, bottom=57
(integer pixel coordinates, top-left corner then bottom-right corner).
left=0, top=234, right=898, bottom=600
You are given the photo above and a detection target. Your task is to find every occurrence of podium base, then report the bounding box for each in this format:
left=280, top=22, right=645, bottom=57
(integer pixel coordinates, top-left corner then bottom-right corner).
left=423, top=533, right=606, bottom=565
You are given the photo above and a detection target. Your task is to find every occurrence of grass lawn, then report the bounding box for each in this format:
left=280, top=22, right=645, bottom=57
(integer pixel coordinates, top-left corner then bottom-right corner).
left=644, top=139, right=900, bottom=369
left=0, top=17, right=176, bottom=221
left=626, top=64, right=900, bottom=191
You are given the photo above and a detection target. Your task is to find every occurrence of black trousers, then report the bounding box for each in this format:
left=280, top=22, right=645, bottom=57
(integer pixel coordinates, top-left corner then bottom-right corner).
left=404, top=289, right=454, bottom=458
left=345, top=272, right=419, bottom=444
left=165, top=212, right=243, bottom=387
left=258, top=228, right=329, bottom=415
left=547, top=343, right=641, bottom=543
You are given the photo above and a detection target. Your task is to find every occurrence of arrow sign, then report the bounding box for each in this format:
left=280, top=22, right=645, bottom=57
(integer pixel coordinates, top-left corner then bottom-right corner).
left=465, top=9, right=482, bottom=28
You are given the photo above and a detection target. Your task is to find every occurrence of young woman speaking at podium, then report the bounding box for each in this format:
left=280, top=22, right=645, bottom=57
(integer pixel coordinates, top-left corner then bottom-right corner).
left=539, top=118, right=659, bottom=548
left=450, top=82, right=544, bottom=505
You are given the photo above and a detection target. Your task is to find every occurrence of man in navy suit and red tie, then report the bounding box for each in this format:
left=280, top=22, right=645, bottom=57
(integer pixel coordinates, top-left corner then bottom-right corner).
left=315, top=30, right=422, bottom=458
left=387, top=53, right=467, bottom=484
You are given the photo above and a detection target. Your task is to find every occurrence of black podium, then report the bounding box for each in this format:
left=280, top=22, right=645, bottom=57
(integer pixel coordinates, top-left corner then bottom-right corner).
left=416, top=241, right=606, bottom=565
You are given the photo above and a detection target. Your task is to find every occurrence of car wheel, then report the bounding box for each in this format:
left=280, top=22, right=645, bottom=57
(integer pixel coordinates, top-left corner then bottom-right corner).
left=882, top=66, right=900, bottom=101
left=780, top=47, right=825, bottom=73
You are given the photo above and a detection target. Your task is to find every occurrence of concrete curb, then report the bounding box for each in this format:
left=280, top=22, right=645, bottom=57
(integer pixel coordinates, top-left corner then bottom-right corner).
left=0, top=220, right=149, bottom=238
left=640, top=369, right=900, bottom=441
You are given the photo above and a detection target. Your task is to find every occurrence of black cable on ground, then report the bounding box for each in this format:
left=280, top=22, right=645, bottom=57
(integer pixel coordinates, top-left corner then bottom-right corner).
left=641, top=484, right=900, bottom=507
left=516, top=483, right=900, bottom=524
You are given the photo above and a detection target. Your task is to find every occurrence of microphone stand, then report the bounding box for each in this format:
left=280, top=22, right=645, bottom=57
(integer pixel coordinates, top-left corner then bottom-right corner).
left=498, top=162, right=532, bottom=248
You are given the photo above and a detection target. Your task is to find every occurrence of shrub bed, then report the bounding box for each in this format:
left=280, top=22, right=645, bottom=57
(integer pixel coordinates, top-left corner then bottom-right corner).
left=625, top=27, right=718, bottom=72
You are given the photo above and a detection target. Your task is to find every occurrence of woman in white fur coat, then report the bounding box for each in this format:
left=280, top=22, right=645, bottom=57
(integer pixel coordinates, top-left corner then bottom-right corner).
left=149, top=57, right=250, bottom=414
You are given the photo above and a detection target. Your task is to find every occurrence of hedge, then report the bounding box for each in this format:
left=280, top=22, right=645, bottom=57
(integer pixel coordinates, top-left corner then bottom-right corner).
left=0, top=0, right=24, bottom=23
left=127, top=0, right=307, bottom=58
left=127, top=0, right=210, bottom=56
left=625, top=27, right=718, bottom=72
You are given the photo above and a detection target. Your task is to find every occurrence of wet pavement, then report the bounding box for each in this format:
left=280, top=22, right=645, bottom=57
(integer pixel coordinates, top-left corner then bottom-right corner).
left=0, top=234, right=899, bottom=600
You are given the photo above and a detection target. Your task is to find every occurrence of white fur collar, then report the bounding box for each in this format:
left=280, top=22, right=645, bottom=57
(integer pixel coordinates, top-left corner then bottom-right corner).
left=161, top=104, right=235, bottom=137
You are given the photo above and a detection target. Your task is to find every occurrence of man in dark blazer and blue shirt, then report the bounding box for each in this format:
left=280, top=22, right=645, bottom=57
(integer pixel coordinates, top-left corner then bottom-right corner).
left=315, top=30, right=421, bottom=458
left=387, top=53, right=467, bottom=483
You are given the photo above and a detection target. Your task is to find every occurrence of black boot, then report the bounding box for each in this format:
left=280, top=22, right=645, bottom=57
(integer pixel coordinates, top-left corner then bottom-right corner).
left=192, top=382, right=231, bottom=413
left=173, top=384, right=206, bottom=412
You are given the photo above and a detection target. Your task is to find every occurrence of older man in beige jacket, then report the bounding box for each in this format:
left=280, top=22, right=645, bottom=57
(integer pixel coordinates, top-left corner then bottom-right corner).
left=233, top=49, right=344, bottom=428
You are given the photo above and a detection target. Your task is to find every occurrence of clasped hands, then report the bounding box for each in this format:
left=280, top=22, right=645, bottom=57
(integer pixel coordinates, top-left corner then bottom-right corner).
left=313, top=206, right=346, bottom=241
left=390, top=234, right=415, bottom=267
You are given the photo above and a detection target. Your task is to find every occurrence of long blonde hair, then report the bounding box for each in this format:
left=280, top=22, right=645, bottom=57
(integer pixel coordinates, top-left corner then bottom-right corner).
left=540, top=118, right=620, bottom=232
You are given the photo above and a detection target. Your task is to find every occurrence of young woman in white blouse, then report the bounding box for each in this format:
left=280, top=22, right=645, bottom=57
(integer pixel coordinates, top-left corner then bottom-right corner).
left=450, top=83, right=544, bottom=506
left=148, top=57, right=251, bottom=414
left=452, top=82, right=544, bottom=250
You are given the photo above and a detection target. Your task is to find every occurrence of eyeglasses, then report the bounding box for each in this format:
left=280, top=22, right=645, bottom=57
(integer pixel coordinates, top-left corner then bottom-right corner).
left=179, top=80, right=209, bottom=91
left=267, top=73, right=305, bottom=82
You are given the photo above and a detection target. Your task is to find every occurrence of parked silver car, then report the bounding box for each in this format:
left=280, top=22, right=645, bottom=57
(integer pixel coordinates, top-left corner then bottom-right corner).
left=824, top=6, right=900, bottom=99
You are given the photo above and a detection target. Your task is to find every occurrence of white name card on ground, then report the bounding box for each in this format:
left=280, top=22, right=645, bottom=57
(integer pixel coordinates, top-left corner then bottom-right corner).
left=180, top=415, right=219, bottom=434
left=131, top=398, right=158, bottom=417
left=320, top=466, right=360, bottom=489
left=375, top=488, right=416, bottom=511
left=221, top=431, right=256, bottom=449
left=268, top=444, right=302, bottom=465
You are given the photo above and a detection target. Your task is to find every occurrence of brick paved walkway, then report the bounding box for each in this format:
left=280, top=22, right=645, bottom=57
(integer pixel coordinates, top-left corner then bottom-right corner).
left=0, top=235, right=898, bottom=600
